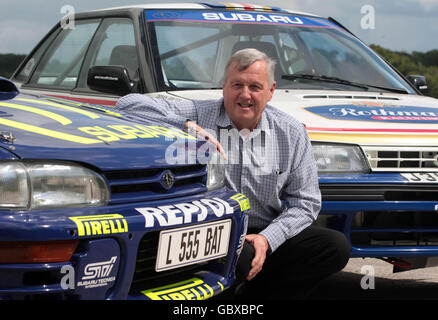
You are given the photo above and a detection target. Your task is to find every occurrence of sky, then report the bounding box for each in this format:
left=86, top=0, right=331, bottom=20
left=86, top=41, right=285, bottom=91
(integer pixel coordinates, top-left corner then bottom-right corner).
left=1, top=0, right=438, bottom=54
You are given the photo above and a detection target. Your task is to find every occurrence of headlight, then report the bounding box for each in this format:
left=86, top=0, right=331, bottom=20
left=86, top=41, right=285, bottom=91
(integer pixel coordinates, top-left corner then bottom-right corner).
left=206, top=151, right=225, bottom=190
left=312, top=142, right=370, bottom=173
left=0, top=161, right=109, bottom=210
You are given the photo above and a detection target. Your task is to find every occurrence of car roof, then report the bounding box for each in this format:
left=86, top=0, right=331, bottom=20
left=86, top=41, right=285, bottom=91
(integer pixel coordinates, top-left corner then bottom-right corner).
left=85, top=2, right=320, bottom=18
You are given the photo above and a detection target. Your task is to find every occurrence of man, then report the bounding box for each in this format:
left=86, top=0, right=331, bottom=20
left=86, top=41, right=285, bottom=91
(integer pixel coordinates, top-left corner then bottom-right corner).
left=115, top=48, right=351, bottom=299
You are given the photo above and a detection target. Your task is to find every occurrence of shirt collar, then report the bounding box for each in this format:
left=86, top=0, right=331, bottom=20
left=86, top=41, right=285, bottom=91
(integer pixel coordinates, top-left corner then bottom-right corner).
left=216, top=99, right=271, bottom=133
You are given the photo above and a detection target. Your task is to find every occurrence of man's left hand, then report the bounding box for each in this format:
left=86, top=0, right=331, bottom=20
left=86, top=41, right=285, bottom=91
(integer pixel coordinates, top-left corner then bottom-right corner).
left=245, top=234, right=270, bottom=281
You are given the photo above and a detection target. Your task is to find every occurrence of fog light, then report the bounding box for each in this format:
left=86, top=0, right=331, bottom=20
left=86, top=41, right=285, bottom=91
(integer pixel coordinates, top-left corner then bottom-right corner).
left=0, top=240, right=79, bottom=263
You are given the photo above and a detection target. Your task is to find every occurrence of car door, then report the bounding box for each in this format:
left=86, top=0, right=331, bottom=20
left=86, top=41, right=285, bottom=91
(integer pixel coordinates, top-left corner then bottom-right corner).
left=13, top=17, right=142, bottom=106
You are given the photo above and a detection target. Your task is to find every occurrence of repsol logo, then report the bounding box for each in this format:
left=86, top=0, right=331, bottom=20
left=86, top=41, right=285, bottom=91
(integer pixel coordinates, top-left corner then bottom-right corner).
left=136, top=198, right=234, bottom=228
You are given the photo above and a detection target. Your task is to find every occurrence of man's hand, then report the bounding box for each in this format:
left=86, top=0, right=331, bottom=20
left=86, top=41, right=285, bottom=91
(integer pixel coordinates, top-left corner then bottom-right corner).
left=245, top=234, right=270, bottom=281
left=185, top=121, right=227, bottom=160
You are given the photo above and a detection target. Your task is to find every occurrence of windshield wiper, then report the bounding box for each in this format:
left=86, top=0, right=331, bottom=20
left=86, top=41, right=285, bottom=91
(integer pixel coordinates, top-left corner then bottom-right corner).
left=281, top=74, right=408, bottom=94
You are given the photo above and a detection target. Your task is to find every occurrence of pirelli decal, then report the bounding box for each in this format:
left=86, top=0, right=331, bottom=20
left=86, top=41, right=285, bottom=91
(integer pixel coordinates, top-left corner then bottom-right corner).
left=230, top=193, right=250, bottom=212
left=141, top=277, right=217, bottom=300
left=69, top=214, right=128, bottom=237
left=0, top=99, right=195, bottom=144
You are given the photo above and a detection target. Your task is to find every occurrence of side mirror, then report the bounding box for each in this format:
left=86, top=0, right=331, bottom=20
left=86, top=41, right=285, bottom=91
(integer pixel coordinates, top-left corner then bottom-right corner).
left=87, top=66, right=134, bottom=96
left=406, top=75, right=428, bottom=95
left=0, top=78, right=19, bottom=100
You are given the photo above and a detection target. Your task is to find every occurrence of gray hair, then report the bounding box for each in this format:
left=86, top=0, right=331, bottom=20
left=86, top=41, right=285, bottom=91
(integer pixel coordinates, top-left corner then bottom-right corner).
left=224, top=48, right=276, bottom=86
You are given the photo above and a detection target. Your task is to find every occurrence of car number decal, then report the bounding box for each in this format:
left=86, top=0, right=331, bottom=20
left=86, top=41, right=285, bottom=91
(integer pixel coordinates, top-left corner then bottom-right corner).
left=401, top=172, right=438, bottom=183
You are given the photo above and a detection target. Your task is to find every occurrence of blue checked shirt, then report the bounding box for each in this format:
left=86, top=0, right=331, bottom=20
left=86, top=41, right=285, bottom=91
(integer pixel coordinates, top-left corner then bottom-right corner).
left=115, top=94, right=321, bottom=252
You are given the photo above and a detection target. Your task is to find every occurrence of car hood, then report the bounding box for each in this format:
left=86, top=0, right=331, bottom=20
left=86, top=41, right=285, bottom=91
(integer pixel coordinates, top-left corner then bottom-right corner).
left=0, top=92, right=198, bottom=171
left=167, top=89, right=438, bottom=146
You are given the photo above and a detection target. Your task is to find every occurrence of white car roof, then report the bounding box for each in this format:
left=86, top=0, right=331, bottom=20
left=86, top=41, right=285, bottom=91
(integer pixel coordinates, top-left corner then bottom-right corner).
left=88, top=2, right=320, bottom=18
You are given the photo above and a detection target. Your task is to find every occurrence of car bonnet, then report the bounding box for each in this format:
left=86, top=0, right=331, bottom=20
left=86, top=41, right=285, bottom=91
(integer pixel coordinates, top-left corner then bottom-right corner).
left=170, top=89, right=438, bottom=146
left=0, top=82, right=199, bottom=171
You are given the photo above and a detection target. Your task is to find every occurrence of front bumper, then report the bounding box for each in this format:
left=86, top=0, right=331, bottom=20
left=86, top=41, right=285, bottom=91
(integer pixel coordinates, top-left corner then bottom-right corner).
left=318, top=173, right=438, bottom=258
left=0, top=187, right=249, bottom=300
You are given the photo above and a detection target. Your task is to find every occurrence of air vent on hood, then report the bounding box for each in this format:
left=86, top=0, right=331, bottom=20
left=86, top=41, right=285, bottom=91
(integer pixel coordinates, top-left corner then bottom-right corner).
left=303, top=94, right=400, bottom=101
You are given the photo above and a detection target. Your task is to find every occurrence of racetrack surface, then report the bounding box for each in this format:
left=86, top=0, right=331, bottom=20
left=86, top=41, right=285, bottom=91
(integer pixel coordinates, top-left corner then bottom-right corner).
left=308, top=258, right=438, bottom=300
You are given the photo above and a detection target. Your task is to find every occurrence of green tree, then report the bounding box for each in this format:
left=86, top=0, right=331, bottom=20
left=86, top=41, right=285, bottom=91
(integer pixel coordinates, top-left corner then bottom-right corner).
left=370, top=45, right=438, bottom=98
left=0, top=54, right=26, bottom=78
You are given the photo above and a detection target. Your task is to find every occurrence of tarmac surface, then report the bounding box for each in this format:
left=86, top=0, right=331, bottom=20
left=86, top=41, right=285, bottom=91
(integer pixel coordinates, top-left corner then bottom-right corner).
left=308, top=257, right=438, bottom=300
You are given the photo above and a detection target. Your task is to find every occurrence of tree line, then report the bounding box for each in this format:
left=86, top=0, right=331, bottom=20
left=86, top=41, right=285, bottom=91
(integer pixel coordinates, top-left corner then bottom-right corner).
left=0, top=54, right=26, bottom=79
left=1, top=47, right=438, bottom=98
left=370, top=45, right=438, bottom=98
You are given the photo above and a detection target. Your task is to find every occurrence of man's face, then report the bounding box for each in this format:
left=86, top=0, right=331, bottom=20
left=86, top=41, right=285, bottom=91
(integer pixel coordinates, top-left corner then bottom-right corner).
left=222, top=60, right=276, bottom=131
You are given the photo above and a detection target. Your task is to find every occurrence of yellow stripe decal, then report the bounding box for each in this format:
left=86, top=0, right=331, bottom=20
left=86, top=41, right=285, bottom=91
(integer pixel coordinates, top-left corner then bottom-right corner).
left=230, top=193, right=250, bottom=211
left=46, top=97, right=123, bottom=117
left=0, top=102, right=72, bottom=125
left=0, top=118, right=103, bottom=144
left=16, top=98, right=101, bottom=119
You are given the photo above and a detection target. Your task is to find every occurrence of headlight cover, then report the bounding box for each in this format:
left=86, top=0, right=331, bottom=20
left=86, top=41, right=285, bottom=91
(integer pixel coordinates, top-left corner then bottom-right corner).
left=206, top=151, right=225, bottom=190
left=312, top=142, right=370, bottom=173
left=0, top=161, right=109, bottom=210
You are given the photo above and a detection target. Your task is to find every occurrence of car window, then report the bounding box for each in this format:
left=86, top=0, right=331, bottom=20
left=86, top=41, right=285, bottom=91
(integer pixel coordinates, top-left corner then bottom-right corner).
left=297, top=30, right=397, bottom=88
left=14, top=29, right=60, bottom=82
left=29, top=20, right=100, bottom=88
left=154, top=23, right=222, bottom=88
left=146, top=10, right=414, bottom=93
left=89, top=18, right=138, bottom=79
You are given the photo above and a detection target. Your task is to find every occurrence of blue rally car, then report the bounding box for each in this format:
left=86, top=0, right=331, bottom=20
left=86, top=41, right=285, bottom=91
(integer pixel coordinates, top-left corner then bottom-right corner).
left=0, top=77, right=249, bottom=300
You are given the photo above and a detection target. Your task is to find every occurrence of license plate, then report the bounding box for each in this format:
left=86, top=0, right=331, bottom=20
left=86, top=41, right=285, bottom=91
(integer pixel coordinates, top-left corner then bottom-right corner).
left=401, top=172, right=438, bottom=183
left=155, top=220, right=231, bottom=272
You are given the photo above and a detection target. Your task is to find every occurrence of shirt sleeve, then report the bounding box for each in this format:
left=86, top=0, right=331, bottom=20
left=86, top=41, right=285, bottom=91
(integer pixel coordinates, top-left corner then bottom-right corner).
left=259, top=124, right=321, bottom=253
left=115, top=93, right=198, bottom=130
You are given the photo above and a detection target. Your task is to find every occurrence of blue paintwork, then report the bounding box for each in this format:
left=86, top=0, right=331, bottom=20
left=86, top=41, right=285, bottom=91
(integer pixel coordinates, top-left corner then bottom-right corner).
left=319, top=172, right=438, bottom=258
left=0, top=80, right=248, bottom=300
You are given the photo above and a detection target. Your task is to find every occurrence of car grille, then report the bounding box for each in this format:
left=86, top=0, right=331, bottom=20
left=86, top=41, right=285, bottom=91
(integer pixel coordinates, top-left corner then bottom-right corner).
left=350, top=211, right=438, bottom=247
left=316, top=212, right=438, bottom=247
left=320, top=184, right=438, bottom=201
left=129, top=230, right=224, bottom=294
left=362, top=146, right=438, bottom=172
left=318, top=184, right=438, bottom=247
left=102, top=164, right=207, bottom=204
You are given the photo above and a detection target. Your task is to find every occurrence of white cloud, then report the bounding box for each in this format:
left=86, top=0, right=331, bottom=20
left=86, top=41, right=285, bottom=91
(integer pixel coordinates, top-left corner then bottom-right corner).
left=0, top=20, right=51, bottom=54
left=418, top=0, right=438, bottom=11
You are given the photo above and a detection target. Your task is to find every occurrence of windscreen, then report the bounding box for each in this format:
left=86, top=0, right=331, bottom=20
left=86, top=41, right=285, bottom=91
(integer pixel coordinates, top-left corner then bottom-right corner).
left=145, top=10, right=413, bottom=93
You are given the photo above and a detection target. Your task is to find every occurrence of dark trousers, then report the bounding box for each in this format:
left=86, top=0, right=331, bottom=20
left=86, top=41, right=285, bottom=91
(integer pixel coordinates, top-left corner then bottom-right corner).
left=234, top=226, right=351, bottom=300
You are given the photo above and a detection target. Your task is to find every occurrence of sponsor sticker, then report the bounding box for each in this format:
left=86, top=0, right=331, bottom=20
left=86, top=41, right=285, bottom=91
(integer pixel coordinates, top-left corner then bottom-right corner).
left=145, top=10, right=338, bottom=28
left=77, top=256, right=118, bottom=289
left=136, top=197, right=235, bottom=228
left=141, top=277, right=217, bottom=300
left=69, top=214, right=128, bottom=237
left=304, top=104, right=438, bottom=124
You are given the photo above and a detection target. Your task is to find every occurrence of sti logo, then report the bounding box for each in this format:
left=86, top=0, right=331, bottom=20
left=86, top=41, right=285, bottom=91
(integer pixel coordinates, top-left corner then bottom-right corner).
left=77, top=256, right=118, bottom=289
left=82, top=256, right=117, bottom=280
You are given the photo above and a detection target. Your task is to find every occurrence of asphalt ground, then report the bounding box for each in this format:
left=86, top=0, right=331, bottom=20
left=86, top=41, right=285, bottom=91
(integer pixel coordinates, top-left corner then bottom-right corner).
left=308, top=257, right=438, bottom=300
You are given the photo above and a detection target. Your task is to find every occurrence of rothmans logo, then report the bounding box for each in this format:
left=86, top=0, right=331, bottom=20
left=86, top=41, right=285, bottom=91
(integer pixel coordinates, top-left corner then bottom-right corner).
left=161, top=170, right=175, bottom=189
left=304, top=104, right=438, bottom=124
